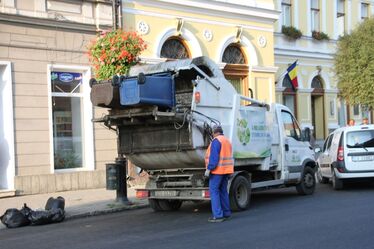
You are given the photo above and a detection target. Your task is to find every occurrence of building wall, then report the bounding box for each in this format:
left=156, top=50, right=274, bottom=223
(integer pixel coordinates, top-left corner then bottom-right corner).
left=274, top=0, right=374, bottom=139
left=123, top=0, right=279, bottom=102
left=0, top=0, right=115, bottom=194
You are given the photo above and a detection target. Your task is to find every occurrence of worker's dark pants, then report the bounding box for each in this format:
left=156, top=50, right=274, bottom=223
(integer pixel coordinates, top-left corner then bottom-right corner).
left=209, top=174, right=231, bottom=218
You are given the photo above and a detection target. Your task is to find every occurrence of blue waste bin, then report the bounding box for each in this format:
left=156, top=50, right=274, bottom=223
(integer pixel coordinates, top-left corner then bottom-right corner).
left=119, top=73, right=175, bottom=108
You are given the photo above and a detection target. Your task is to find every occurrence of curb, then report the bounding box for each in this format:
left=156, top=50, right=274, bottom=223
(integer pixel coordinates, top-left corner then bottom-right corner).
left=65, top=202, right=150, bottom=221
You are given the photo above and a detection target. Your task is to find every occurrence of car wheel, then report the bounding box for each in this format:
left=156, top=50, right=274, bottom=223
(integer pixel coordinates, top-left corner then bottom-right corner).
left=296, top=166, right=316, bottom=195
left=317, top=166, right=329, bottom=184
left=332, top=169, right=344, bottom=190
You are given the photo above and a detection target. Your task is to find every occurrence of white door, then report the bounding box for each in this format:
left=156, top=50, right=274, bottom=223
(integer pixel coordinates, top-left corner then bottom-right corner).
left=280, top=110, right=304, bottom=178
left=0, top=62, right=15, bottom=190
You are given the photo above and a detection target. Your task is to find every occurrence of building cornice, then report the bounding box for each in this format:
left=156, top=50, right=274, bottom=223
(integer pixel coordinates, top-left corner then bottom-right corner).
left=124, top=0, right=281, bottom=24
left=252, top=65, right=278, bottom=73
left=297, top=89, right=314, bottom=93
left=0, top=13, right=111, bottom=34
left=324, top=89, right=340, bottom=94
left=123, top=8, right=274, bottom=32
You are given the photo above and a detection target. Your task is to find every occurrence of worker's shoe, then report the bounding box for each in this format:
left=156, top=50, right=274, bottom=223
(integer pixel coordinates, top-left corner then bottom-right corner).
left=223, top=216, right=231, bottom=220
left=208, top=217, right=225, bottom=223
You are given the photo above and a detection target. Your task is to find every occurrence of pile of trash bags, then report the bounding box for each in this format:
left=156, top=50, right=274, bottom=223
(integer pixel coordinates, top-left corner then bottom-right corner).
left=0, top=196, right=65, bottom=228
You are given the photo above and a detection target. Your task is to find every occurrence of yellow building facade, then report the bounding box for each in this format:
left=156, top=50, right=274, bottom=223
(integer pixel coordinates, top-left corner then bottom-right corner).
left=274, top=0, right=374, bottom=140
left=123, top=0, right=279, bottom=104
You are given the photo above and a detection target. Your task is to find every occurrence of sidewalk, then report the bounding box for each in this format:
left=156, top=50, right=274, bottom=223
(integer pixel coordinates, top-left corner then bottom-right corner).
left=0, top=187, right=149, bottom=229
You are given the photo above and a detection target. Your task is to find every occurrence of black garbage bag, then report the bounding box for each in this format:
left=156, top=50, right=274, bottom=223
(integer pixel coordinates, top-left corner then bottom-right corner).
left=45, top=196, right=65, bottom=211
left=28, top=208, right=65, bottom=226
left=0, top=206, right=30, bottom=228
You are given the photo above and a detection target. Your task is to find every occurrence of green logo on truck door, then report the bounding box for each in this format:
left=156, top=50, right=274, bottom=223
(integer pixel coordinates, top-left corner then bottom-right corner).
left=237, top=118, right=251, bottom=145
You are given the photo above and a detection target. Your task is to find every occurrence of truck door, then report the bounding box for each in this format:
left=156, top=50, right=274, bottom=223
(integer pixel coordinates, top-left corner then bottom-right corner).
left=280, top=110, right=305, bottom=176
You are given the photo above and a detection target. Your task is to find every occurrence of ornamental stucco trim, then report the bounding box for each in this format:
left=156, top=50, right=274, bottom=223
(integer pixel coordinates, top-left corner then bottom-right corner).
left=217, top=35, right=258, bottom=66
left=155, top=27, right=203, bottom=58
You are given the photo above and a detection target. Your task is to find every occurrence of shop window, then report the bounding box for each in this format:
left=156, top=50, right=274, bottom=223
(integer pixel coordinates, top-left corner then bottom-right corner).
left=282, top=0, right=292, bottom=27
left=51, top=72, right=83, bottom=169
left=337, top=0, right=345, bottom=36
left=311, top=0, right=320, bottom=32
left=160, top=37, right=190, bottom=59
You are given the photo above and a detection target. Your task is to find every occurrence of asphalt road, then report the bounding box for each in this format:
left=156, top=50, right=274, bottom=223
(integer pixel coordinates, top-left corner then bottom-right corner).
left=1, top=182, right=374, bottom=249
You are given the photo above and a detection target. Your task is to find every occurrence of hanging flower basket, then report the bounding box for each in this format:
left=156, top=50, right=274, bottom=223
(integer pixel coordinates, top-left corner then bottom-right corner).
left=281, top=25, right=303, bottom=40
left=87, top=29, right=147, bottom=80
left=87, top=30, right=147, bottom=108
left=312, top=31, right=330, bottom=41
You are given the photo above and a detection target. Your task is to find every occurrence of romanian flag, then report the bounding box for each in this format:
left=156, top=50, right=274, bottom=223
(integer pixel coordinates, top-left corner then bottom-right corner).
left=286, top=61, right=298, bottom=89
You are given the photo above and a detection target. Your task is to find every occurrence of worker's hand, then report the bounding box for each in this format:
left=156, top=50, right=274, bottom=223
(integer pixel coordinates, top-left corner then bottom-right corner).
left=204, top=169, right=210, bottom=178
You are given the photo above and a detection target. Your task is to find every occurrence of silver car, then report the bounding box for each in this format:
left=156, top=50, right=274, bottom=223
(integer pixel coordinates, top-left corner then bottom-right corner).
left=316, top=124, right=374, bottom=190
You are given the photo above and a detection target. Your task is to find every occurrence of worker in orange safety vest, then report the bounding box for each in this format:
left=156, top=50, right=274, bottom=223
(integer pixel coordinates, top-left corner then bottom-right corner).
left=204, top=125, right=234, bottom=223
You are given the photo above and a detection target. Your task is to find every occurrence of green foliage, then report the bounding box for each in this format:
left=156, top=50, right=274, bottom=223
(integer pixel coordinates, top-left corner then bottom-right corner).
left=312, top=31, right=330, bottom=41
left=281, top=25, right=303, bottom=40
left=334, top=18, right=374, bottom=107
left=87, top=29, right=147, bottom=80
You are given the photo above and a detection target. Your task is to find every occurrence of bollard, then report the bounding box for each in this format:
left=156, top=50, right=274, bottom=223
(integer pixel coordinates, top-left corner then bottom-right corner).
left=105, top=157, right=132, bottom=205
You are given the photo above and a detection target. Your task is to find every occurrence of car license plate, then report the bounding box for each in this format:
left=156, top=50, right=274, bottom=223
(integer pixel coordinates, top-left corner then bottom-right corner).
left=154, top=190, right=179, bottom=197
left=352, top=155, right=374, bottom=162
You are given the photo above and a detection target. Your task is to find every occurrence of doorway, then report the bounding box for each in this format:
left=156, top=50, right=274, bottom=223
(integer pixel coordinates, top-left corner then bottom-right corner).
left=311, top=76, right=325, bottom=140
left=0, top=62, right=15, bottom=190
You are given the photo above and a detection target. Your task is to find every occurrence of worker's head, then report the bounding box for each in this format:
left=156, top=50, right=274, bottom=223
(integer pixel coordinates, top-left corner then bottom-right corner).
left=212, top=125, right=223, bottom=136
left=363, top=117, right=369, bottom=125
left=348, top=119, right=355, bottom=126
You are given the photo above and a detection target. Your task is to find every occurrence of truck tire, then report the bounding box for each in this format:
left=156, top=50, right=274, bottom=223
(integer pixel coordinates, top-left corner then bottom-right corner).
left=317, top=166, right=329, bottom=184
left=229, top=175, right=251, bottom=211
left=332, top=169, right=344, bottom=190
left=157, top=200, right=183, bottom=211
left=296, top=166, right=316, bottom=195
left=149, top=199, right=163, bottom=212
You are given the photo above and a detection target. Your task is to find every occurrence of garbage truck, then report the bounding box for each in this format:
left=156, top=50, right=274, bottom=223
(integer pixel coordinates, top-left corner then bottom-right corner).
left=90, top=56, right=316, bottom=211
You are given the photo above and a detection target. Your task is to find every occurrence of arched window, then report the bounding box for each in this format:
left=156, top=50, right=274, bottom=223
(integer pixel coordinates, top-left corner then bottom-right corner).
left=222, top=44, right=246, bottom=64
left=311, top=76, right=323, bottom=89
left=311, top=76, right=324, bottom=95
left=222, top=44, right=248, bottom=96
left=160, top=37, right=190, bottom=59
left=282, top=76, right=294, bottom=90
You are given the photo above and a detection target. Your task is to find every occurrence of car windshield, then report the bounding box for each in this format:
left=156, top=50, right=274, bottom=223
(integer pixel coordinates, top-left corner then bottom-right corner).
left=346, top=130, right=374, bottom=148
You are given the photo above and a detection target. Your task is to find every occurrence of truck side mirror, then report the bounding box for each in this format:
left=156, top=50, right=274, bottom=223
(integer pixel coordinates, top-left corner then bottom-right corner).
left=302, top=127, right=311, bottom=142
left=314, top=147, right=321, bottom=153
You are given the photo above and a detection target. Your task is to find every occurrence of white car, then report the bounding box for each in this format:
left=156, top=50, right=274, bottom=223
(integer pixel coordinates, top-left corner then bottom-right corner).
left=316, top=124, right=374, bottom=190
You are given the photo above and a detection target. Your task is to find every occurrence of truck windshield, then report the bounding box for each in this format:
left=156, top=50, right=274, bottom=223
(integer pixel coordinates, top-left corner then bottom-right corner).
left=346, top=130, right=374, bottom=148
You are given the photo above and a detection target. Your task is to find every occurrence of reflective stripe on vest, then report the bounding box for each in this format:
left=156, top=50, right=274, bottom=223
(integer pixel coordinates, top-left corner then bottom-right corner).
left=205, top=135, right=234, bottom=175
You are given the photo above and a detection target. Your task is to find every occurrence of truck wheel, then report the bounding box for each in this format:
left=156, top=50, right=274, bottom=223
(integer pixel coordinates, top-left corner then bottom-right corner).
left=229, top=175, right=251, bottom=211
left=296, top=166, right=316, bottom=195
left=317, top=166, right=329, bottom=184
left=158, top=200, right=183, bottom=211
left=149, top=199, right=163, bottom=212
left=332, top=169, right=344, bottom=190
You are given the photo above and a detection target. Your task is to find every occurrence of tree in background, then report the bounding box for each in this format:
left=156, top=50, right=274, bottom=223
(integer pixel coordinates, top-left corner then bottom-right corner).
left=334, top=18, right=374, bottom=107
